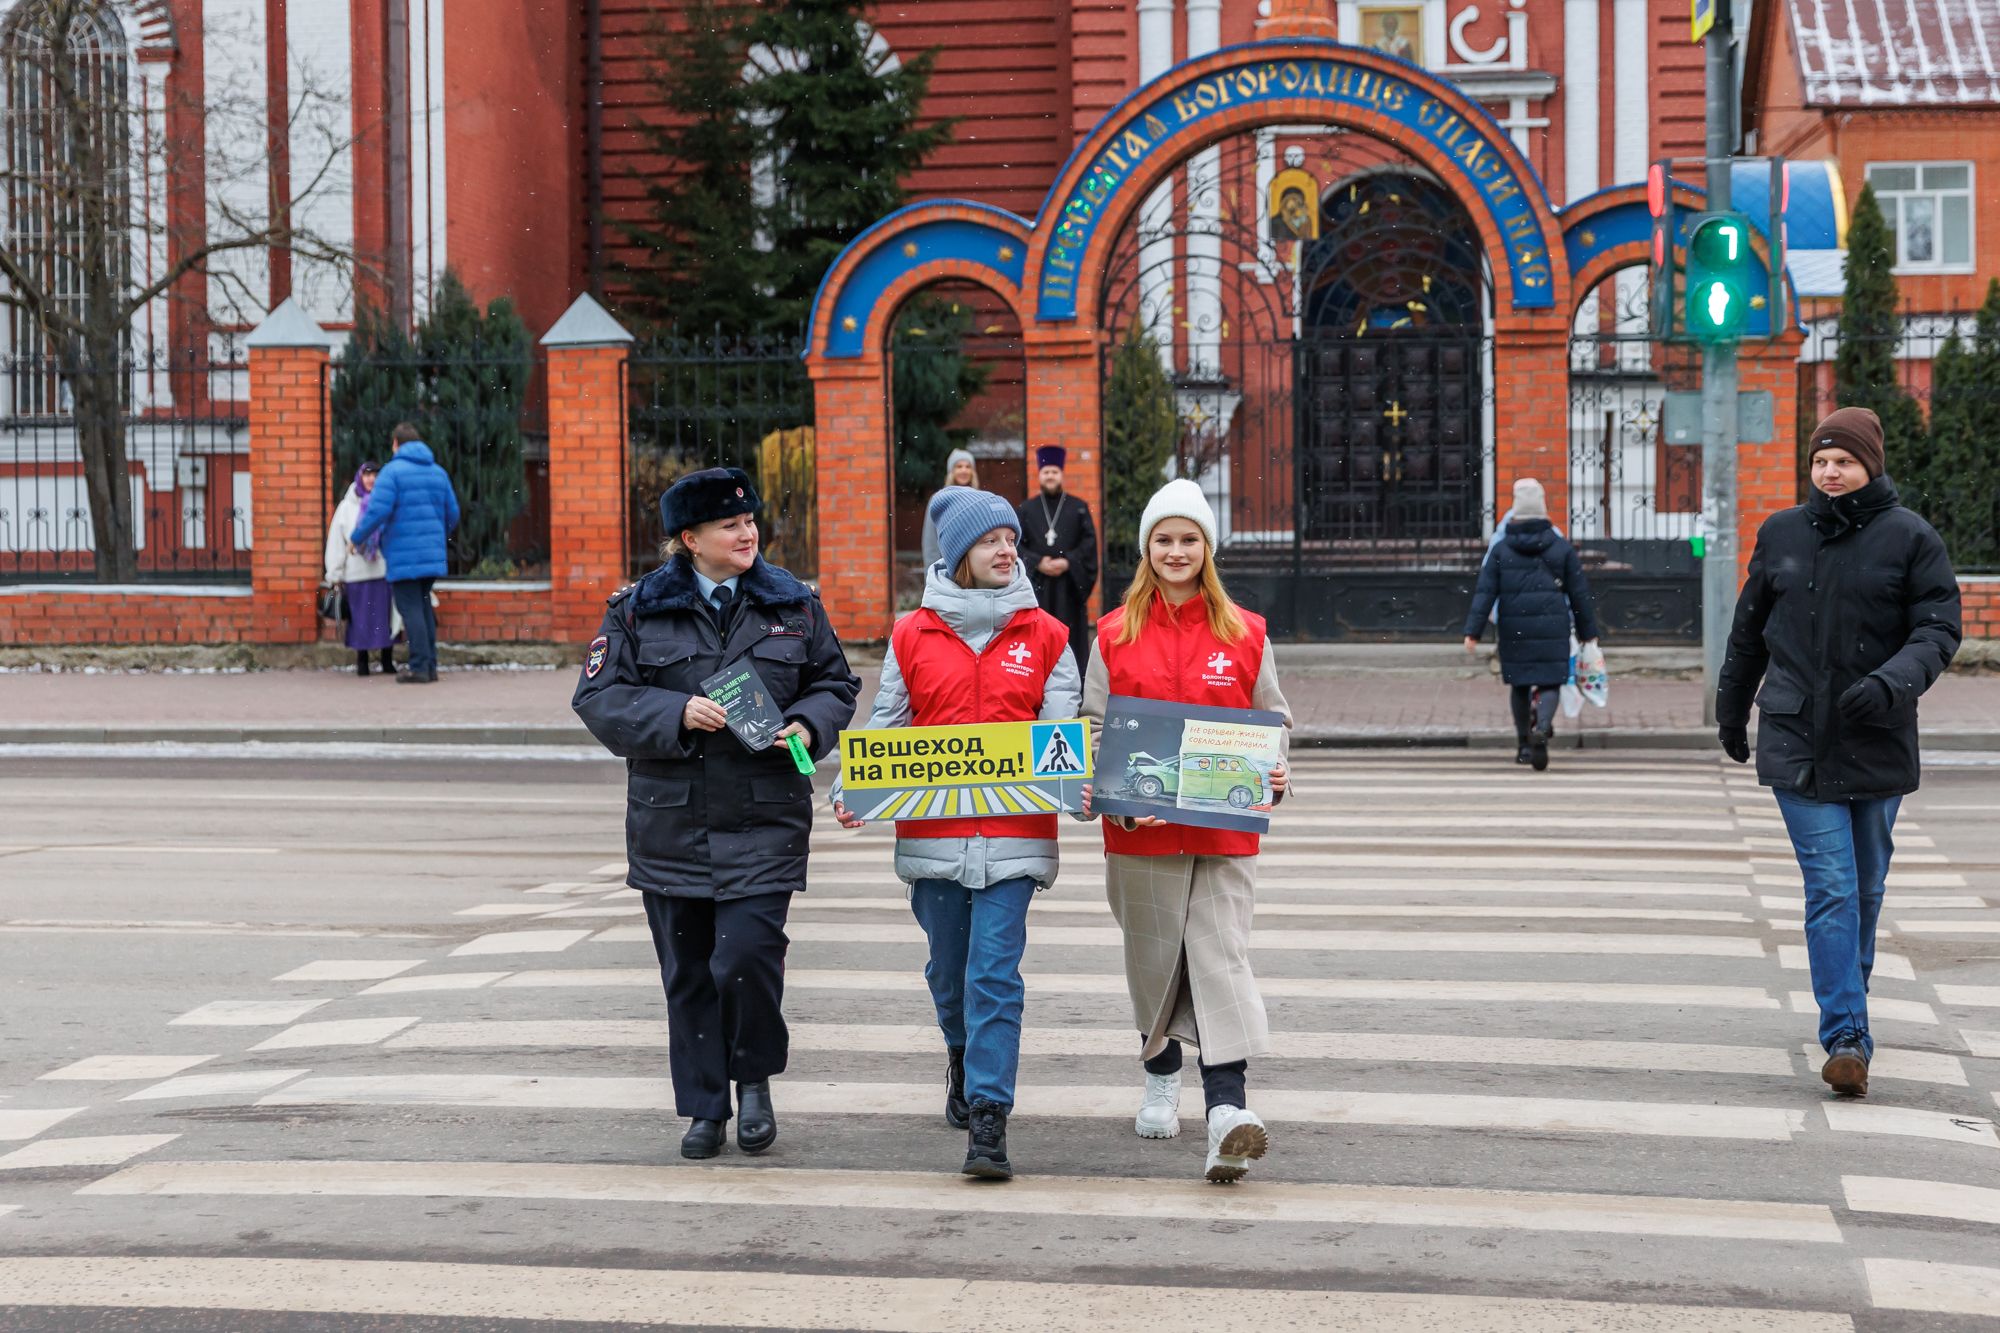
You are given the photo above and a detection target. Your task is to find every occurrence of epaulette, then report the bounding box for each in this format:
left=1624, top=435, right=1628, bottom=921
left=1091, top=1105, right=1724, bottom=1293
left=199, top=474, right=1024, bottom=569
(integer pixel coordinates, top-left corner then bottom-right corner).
left=606, top=582, right=638, bottom=607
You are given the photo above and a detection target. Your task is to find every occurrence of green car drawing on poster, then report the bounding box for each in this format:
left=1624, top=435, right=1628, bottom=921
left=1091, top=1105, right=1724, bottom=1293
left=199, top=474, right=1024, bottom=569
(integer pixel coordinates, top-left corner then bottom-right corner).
left=1122, top=751, right=1266, bottom=808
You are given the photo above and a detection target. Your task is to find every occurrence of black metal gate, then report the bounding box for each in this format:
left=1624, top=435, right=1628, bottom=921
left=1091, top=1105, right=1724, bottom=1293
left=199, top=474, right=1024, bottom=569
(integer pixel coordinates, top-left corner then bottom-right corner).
left=1094, top=128, right=1501, bottom=638
left=1296, top=333, right=1486, bottom=546
left=1565, top=282, right=1703, bottom=641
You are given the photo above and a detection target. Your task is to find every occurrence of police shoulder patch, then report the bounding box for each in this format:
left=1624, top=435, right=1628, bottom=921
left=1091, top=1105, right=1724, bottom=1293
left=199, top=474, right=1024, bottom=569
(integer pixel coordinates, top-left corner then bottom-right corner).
left=585, top=636, right=610, bottom=679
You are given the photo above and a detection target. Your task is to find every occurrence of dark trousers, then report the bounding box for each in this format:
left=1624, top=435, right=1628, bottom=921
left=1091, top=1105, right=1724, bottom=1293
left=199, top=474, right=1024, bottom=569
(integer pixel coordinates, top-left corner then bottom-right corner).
left=1144, top=1037, right=1248, bottom=1113
left=390, top=577, right=439, bottom=678
left=1510, top=684, right=1560, bottom=741
left=642, top=889, right=793, bottom=1121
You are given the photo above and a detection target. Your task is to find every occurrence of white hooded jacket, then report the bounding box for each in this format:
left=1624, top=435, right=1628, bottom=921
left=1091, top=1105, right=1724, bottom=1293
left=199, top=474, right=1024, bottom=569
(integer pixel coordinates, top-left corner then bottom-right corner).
left=834, top=560, right=1082, bottom=891
left=324, top=482, right=391, bottom=585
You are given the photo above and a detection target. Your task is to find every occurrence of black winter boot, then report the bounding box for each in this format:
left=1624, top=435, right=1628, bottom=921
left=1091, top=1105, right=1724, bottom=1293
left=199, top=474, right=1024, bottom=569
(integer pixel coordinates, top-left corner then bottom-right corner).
left=962, top=1099, right=1012, bottom=1179
left=378, top=648, right=395, bottom=675
left=945, top=1046, right=970, bottom=1129
left=355, top=650, right=371, bottom=677
left=1528, top=726, right=1551, bottom=772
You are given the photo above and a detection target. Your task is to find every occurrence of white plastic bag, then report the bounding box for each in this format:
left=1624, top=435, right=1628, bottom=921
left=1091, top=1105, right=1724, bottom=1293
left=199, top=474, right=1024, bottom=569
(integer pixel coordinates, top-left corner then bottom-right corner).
left=1559, top=637, right=1584, bottom=717
left=1576, top=639, right=1609, bottom=708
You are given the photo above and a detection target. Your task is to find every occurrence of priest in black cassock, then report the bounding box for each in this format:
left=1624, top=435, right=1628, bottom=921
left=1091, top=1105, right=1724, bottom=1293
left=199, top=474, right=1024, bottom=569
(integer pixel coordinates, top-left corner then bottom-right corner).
left=1015, top=445, right=1099, bottom=671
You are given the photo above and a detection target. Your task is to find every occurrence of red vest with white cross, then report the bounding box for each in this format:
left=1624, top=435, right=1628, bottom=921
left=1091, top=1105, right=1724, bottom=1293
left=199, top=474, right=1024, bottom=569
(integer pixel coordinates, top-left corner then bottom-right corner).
left=890, top=605, right=1072, bottom=843
left=1095, top=592, right=1269, bottom=858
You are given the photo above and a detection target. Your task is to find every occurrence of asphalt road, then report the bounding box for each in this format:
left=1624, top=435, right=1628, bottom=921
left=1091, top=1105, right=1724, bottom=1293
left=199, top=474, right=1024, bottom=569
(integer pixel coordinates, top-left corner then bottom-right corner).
left=1, top=747, right=1998, bottom=1331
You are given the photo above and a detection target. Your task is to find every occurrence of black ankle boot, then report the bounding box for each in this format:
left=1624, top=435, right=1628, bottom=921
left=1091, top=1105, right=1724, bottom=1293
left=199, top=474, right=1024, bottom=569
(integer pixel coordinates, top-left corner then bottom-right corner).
left=945, top=1046, right=970, bottom=1129
left=680, top=1118, right=726, bottom=1160
left=962, top=1099, right=1011, bottom=1179
left=379, top=649, right=395, bottom=674
left=736, top=1080, right=777, bottom=1154
left=355, top=651, right=371, bottom=677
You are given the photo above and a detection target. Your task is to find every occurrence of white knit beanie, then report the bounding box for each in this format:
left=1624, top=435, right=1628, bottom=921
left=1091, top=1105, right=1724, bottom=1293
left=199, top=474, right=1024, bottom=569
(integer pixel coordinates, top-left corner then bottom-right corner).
left=1511, top=477, right=1548, bottom=522
left=1137, top=478, right=1219, bottom=554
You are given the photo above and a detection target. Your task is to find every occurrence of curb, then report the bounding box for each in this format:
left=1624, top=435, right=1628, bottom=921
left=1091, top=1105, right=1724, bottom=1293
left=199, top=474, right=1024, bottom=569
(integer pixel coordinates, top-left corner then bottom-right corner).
left=5, top=726, right=1999, bottom=751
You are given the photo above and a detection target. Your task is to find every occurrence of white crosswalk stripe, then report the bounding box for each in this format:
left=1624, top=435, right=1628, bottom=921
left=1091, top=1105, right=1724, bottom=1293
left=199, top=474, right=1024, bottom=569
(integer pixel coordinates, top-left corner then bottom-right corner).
left=13, top=750, right=1994, bottom=1326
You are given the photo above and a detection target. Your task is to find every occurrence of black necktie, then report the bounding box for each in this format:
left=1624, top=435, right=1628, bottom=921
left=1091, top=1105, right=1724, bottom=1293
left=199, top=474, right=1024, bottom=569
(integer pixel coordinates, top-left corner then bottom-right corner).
left=710, top=584, right=734, bottom=627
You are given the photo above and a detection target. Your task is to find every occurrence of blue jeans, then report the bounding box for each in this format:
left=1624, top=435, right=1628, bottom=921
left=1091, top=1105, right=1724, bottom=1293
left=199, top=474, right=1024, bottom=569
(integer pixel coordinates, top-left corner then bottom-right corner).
left=390, top=577, right=438, bottom=678
left=910, top=876, right=1035, bottom=1111
left=1773, top=790, right=1901, bottom=1057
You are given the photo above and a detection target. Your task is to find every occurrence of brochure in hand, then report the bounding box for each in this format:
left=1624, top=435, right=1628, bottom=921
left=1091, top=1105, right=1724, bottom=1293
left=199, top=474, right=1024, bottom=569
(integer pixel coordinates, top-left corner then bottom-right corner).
left=701, top=661, right=787, bottom=753
left=1093, top=694, right=1285, bottom=833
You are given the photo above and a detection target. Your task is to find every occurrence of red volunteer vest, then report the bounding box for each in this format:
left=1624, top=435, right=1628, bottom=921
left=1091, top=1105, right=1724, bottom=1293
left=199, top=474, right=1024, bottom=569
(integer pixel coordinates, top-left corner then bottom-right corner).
left=1096, top=593, right=1269, bottom=858
left=891, top=605, right=1072, bottom=843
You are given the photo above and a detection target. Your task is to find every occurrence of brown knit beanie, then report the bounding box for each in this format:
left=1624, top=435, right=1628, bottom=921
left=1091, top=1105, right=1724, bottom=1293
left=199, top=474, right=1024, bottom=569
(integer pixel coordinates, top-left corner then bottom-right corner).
left=1809, top=407, right=1885, bottom=479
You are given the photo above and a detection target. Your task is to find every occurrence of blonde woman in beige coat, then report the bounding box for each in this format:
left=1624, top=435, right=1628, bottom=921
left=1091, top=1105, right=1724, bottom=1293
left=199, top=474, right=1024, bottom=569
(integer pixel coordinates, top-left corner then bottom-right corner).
left=1080, top=480, right=1292, bottom=1183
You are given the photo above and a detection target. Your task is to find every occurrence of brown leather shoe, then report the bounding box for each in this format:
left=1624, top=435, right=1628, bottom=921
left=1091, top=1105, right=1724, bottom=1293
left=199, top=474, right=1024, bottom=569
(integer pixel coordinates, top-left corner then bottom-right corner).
left=1822, top=1040, right=1869, bottom=1096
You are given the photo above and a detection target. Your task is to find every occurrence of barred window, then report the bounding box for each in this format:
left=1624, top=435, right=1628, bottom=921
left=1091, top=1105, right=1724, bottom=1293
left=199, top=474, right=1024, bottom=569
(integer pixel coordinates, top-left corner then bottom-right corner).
left=2, top=1, right=130, bottom=415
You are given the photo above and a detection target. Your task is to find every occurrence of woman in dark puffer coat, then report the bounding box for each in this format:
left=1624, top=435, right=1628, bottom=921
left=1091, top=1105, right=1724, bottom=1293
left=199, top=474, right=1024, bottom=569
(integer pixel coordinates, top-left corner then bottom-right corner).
left=1716, top=407, right=1959, bottom=1099
left=1461, top=478, right=1600, bottom=771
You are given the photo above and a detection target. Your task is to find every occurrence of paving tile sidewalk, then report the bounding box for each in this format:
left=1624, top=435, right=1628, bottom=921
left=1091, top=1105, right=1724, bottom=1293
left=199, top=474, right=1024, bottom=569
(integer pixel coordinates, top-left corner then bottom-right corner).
left=4, top=659, right=1998, bottom=743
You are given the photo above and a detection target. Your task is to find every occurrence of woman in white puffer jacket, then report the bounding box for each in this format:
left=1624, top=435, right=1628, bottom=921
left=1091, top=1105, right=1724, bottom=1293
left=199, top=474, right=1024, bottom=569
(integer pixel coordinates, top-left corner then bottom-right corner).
left=324, top=463, right=399, bottom=676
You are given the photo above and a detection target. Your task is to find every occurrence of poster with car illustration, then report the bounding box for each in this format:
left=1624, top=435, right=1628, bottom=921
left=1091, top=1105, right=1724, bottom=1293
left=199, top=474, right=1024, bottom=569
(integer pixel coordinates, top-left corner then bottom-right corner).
left=1093, top=694, right=1286, bottom=833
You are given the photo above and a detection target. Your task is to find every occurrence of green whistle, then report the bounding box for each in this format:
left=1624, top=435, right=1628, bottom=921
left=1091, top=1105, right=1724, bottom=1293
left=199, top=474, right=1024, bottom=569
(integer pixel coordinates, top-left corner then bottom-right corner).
left=786, top=732, right=815, bottom=775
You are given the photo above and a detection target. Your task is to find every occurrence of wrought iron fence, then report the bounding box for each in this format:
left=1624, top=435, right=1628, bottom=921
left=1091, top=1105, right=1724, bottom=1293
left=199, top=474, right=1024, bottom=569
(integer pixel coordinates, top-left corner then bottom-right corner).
left=0, top=352, right=252, bottom=582
left=323, top=346, right=549, bottom=581
left=1800, top=310, right=2000, bottom=573
left=627, top=328, right=816, bottom=579
left=1566, top=323, right=1704, bottom=575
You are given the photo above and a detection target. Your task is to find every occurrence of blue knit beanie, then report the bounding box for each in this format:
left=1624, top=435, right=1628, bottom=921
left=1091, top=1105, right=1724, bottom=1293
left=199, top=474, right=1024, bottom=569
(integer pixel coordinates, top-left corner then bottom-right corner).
left=928, top=486, right=1019, bottom=573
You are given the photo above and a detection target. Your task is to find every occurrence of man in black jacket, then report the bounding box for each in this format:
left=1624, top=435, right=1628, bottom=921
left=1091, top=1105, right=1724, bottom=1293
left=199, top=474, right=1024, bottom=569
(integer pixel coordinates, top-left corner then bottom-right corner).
left=1717, top=407, right=1961, bottom=1098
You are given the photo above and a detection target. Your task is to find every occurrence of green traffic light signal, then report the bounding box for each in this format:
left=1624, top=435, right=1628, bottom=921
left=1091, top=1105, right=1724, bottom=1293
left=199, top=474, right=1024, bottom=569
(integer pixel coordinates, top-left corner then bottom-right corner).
left=1684, top=212, right=1757, bottom=344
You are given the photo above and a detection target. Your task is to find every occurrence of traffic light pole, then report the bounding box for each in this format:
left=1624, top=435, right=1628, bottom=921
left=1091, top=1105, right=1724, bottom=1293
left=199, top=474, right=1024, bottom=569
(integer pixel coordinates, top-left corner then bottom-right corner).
left=1700, top=0, right=1739, bottom=727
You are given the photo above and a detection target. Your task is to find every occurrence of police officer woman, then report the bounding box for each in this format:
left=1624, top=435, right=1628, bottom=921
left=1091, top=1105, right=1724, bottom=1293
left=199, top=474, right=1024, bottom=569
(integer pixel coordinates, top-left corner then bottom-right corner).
left=573, top=467, right=859, bottom=1160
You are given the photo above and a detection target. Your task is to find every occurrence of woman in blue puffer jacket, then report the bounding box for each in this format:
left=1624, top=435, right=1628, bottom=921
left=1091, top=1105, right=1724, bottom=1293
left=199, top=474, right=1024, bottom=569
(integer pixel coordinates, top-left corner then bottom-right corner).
left=1461, top=479, right=1600, bottom=771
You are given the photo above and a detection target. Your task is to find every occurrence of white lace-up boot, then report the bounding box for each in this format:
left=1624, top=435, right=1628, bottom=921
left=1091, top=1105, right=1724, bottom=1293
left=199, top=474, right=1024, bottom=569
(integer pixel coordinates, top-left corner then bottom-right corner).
left=1203, top=1105, right=1268, bottom=1183
left=1134, top=1070, right=1182, bottom=1138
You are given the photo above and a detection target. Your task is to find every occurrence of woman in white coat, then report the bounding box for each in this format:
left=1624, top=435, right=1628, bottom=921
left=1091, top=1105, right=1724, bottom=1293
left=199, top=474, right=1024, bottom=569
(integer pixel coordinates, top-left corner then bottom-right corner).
left=324, top=463, right=398, bottom=676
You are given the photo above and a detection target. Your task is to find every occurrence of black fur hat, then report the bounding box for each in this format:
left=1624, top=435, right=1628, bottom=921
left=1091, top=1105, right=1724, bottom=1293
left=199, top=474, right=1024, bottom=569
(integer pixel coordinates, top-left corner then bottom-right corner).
left=660, top=467, right=761, bottom=537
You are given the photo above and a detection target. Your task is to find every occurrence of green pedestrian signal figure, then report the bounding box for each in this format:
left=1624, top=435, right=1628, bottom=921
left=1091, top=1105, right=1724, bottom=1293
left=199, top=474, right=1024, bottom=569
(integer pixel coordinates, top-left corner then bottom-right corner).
left=1684, top=212, right=1757, bottom=343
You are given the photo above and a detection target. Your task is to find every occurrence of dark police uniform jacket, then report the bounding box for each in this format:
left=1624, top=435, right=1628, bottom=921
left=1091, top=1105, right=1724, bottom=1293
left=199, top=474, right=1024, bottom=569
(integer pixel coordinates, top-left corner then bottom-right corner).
left=572, top=556, right=860, bottom=900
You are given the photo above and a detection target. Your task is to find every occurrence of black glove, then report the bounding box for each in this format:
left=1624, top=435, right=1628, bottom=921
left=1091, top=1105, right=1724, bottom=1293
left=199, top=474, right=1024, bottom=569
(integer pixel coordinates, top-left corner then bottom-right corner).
left=1718, top=725, right=1749, bottom=764
left=1838, top=676, right=1893, bottom=726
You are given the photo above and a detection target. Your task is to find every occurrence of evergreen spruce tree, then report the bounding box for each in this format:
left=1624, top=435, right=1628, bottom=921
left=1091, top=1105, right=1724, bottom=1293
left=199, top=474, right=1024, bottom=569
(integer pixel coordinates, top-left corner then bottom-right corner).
left=329, top=271, right=533, bottom=575
left=614, top=0, right=771, bottom=336
left=1928, top=279, right=2000, bottom=569
left=418, top=272, right=534, bottom=574
left=1834, top=185, right=1929, bottom=502
left=743, top=0, right=957, bottom=331
left=329, top=299, right=419, bottom=494
left=891, top=296, right=992, bottom=493
left=1102, top=326, right=1179, bottom=557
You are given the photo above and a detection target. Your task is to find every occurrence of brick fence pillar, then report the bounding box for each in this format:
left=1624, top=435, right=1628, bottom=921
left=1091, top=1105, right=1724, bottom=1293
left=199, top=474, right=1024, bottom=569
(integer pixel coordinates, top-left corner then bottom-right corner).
left=1493, top=326, right=1572, bottom=527
left=809, top=357, right=893, bottom=643
left=1025, top=332, right=1105, bottom=618
left=541, top=294, right=634, bottom=642
left=244, top=298, right=334, bottom=644
left=1737, top=331, right=1807, bottom=582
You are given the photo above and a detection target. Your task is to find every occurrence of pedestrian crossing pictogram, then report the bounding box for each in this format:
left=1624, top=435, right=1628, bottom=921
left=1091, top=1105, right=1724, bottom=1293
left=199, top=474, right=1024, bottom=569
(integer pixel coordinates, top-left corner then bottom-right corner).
left=1029, top=720, right=1086, bottom=776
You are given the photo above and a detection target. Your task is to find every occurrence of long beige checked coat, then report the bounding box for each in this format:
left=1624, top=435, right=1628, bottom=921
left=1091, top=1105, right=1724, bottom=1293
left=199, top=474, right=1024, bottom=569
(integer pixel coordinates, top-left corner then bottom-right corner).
left=1082, top=639, right=1292, bottom=1065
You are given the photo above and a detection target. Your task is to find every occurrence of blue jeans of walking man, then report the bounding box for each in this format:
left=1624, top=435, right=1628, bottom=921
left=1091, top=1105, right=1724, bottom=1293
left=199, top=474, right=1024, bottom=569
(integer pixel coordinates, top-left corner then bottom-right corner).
left=910, top=876, right=1035, bottom=1110
left=1773, top=790, right=1901, bottom=1057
